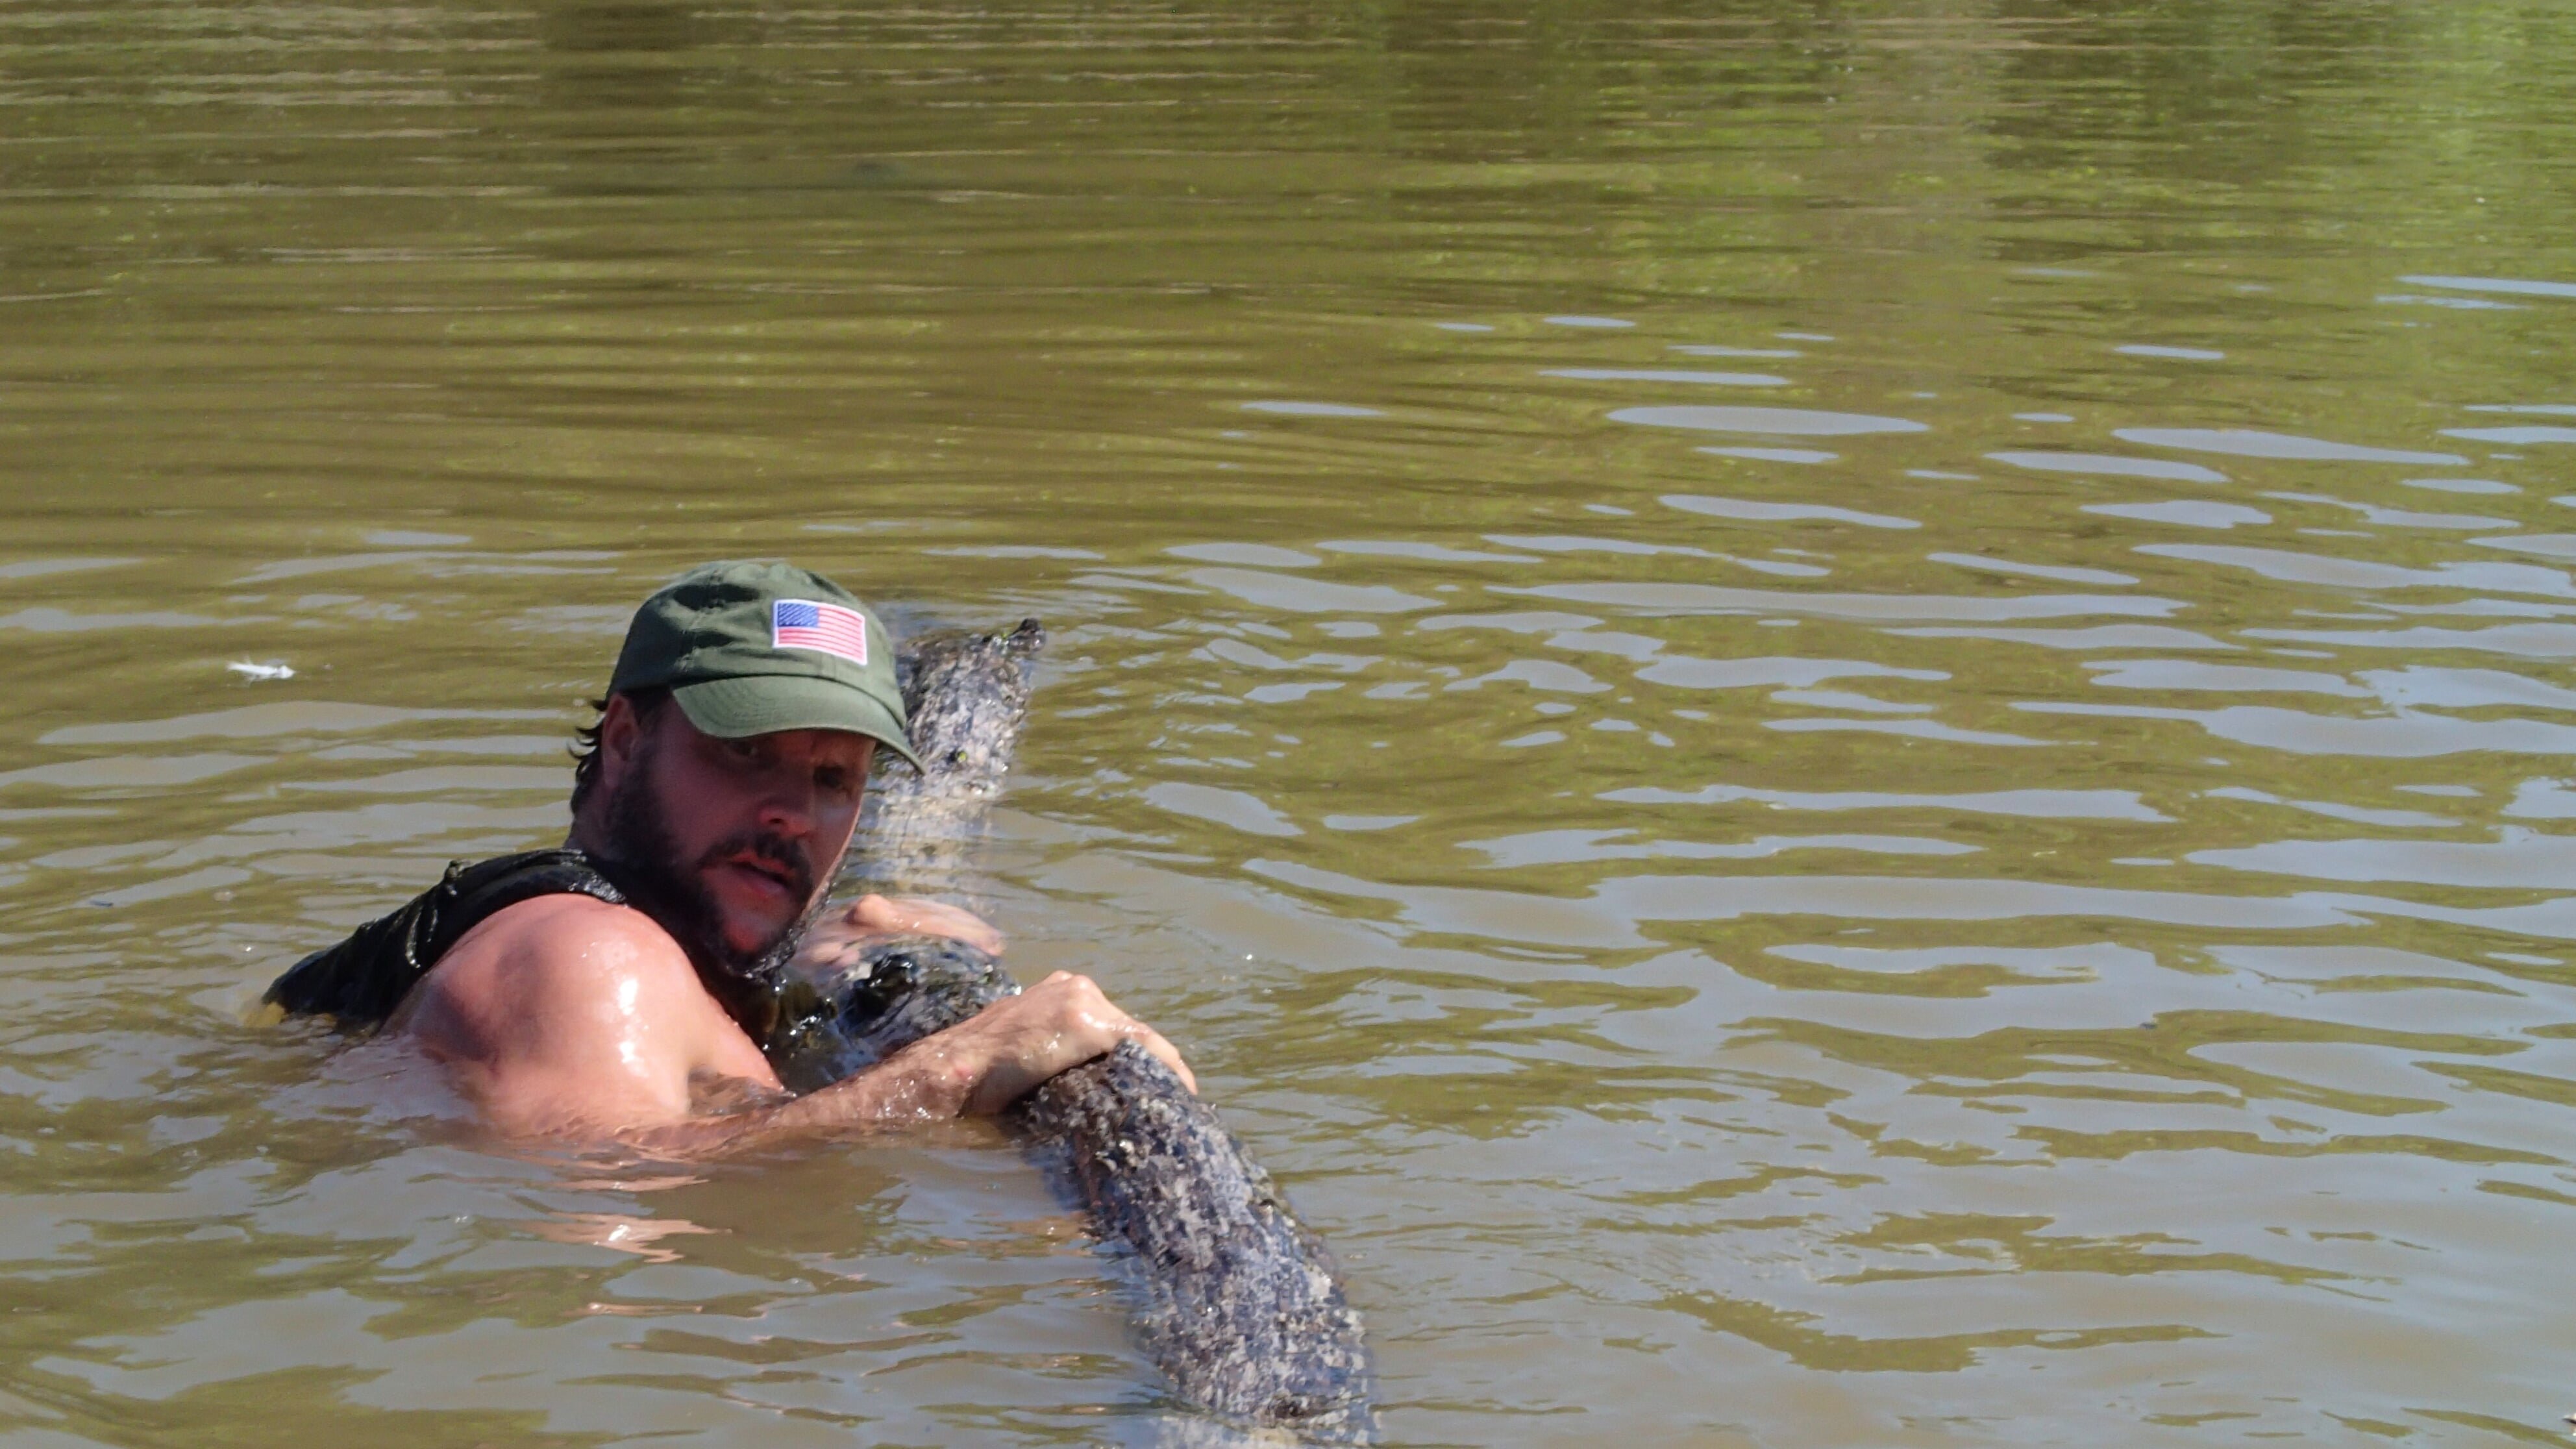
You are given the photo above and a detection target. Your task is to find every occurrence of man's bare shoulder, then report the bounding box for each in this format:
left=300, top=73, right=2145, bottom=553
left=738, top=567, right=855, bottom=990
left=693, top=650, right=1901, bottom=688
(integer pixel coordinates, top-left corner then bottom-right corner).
left=436, top=893, right=698, bottom=1005
left=395, top=891, right=778, bottom=1131
left=397, top=893, right=721, bottom=1062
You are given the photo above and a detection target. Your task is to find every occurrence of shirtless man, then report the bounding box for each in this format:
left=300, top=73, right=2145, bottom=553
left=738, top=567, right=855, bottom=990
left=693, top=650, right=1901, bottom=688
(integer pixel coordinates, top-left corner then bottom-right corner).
left=267, top=560, right=1191, bottom=1148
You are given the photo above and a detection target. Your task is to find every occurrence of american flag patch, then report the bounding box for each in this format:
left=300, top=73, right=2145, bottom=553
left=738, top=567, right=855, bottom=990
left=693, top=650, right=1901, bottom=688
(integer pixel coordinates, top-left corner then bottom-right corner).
left=771, top=599, right=869, bottom=665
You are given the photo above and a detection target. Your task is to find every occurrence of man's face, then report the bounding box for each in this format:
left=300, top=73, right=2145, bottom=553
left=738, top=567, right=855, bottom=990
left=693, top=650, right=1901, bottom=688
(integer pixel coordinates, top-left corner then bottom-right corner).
left=597, top=701, right=873, bottom=976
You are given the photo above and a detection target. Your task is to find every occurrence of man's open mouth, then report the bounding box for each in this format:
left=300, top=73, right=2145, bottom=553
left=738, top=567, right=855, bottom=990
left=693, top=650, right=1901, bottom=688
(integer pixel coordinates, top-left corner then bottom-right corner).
left=719, top=852, right=802, bottom=901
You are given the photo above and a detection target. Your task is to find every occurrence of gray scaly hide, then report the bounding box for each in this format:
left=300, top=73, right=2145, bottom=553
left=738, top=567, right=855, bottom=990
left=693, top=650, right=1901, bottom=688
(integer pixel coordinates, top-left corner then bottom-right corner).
left=771, top=619, right=1378, bottom=1443
left=857, top=617, right=1046, bottom=902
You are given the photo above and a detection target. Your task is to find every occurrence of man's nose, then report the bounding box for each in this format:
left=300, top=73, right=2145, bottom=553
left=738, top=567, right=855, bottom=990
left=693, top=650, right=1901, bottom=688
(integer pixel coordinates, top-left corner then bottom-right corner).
left=755, top=773, right=819, bottom=837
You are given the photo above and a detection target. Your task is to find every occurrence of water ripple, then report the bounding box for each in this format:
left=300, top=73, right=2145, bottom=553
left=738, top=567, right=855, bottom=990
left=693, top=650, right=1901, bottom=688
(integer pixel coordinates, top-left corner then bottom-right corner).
left=2114, top=428, right=2466, bottom=466
left=1611, top=406, right=1930, bottom=436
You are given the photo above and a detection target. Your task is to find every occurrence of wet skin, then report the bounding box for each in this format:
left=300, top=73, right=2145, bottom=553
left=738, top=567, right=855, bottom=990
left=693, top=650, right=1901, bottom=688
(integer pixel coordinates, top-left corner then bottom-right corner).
left=392, top=695, right=1192, bottom=1146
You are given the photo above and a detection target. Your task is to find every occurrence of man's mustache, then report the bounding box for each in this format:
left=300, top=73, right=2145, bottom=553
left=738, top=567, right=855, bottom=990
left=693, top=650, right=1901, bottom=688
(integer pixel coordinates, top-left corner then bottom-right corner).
left=697, top=830, right=815, bottom=902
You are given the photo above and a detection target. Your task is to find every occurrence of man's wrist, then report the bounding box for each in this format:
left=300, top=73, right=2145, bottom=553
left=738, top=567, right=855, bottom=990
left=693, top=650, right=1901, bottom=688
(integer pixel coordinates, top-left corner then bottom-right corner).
left=880, top=1039, right=978, bottom=1119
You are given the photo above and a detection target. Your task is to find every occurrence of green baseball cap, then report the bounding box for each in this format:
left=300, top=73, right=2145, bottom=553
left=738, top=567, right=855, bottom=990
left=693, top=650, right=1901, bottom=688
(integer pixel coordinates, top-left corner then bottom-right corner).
left=607, top=560, right=921, bottom=771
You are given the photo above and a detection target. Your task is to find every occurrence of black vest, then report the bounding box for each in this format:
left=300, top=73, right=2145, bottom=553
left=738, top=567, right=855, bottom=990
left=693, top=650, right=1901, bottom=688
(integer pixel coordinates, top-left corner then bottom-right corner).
left=264, top=849, right=630, bottom=1028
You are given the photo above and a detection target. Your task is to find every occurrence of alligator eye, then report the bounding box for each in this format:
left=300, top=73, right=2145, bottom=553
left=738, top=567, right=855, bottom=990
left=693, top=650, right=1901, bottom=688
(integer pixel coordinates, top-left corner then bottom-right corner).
left=947, top=749, right=967, bottom=765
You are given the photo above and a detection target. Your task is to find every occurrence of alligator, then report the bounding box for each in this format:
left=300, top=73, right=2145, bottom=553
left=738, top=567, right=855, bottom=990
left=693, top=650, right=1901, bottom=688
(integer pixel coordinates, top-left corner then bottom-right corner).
left=769, top=619, right=1379, bottom=1443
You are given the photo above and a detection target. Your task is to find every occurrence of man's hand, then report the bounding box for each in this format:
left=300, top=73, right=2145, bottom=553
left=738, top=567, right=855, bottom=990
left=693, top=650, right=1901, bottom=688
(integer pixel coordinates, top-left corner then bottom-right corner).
left=885, top=971, right=1196, bottom=1116
left=792, top=893, right=1004, bottom=971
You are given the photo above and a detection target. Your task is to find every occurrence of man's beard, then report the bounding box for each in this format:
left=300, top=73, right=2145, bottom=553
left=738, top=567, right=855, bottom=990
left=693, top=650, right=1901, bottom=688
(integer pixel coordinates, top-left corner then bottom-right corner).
left=595, top=746, right=832, bottom=989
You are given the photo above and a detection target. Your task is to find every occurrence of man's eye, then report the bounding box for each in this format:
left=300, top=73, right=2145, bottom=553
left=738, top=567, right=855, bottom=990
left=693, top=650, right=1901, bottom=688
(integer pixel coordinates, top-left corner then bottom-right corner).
left=815, top=768, right=856, bottom=798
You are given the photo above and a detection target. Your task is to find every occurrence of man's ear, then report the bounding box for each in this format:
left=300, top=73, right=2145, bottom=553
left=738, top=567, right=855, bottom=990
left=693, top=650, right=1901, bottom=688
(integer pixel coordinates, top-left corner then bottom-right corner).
left=595, top=693, right=647, bottom=797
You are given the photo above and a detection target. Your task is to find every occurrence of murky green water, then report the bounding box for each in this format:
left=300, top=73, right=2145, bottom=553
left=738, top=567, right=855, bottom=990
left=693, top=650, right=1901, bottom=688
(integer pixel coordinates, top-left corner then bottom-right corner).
left=5, top=2, right=2575, bottom=1443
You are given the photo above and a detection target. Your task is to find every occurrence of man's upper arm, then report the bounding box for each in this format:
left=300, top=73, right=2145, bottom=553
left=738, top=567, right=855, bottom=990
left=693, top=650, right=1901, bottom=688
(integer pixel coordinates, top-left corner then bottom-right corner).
left=399, top=895, right=745, bottom=1136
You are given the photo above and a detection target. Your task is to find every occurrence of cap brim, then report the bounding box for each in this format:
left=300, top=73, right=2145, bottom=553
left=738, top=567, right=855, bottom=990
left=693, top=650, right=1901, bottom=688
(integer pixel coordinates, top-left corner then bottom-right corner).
left=671, top=675, right=923, bottom=772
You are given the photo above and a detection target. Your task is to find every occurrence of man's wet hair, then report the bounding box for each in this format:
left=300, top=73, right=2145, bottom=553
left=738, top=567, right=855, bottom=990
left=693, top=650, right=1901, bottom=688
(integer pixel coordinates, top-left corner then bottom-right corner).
left=568, top=686, right=671, bottom=813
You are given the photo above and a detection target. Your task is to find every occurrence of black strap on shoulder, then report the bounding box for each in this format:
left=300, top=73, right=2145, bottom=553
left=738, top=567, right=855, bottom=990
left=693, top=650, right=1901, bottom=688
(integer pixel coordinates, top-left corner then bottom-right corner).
left=264, top=848, right=626, bottom=1030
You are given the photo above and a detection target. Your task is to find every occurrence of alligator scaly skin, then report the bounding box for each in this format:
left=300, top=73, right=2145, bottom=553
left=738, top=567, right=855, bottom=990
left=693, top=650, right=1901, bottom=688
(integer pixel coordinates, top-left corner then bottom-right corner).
left=771, top=621, right=1378, bottom=1443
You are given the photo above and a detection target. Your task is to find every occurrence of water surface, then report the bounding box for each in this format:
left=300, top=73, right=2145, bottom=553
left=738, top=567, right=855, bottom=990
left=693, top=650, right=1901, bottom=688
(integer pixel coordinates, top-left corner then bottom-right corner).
left=5, top=2, right=2575, bottom=1444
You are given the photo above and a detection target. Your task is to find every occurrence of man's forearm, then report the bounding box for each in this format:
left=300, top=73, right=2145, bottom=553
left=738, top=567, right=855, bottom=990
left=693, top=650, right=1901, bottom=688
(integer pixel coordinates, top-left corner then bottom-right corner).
left=619, top=971, right=1187, bottom=1154
left=631, top=1039, right=974, bottom=1154
left=769, top=1037, right=975, bottom=1126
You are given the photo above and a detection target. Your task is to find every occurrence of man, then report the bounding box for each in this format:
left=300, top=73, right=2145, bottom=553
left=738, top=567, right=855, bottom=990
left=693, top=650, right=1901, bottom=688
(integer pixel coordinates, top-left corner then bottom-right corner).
left=267, top=560, right=1192, bottom=1149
